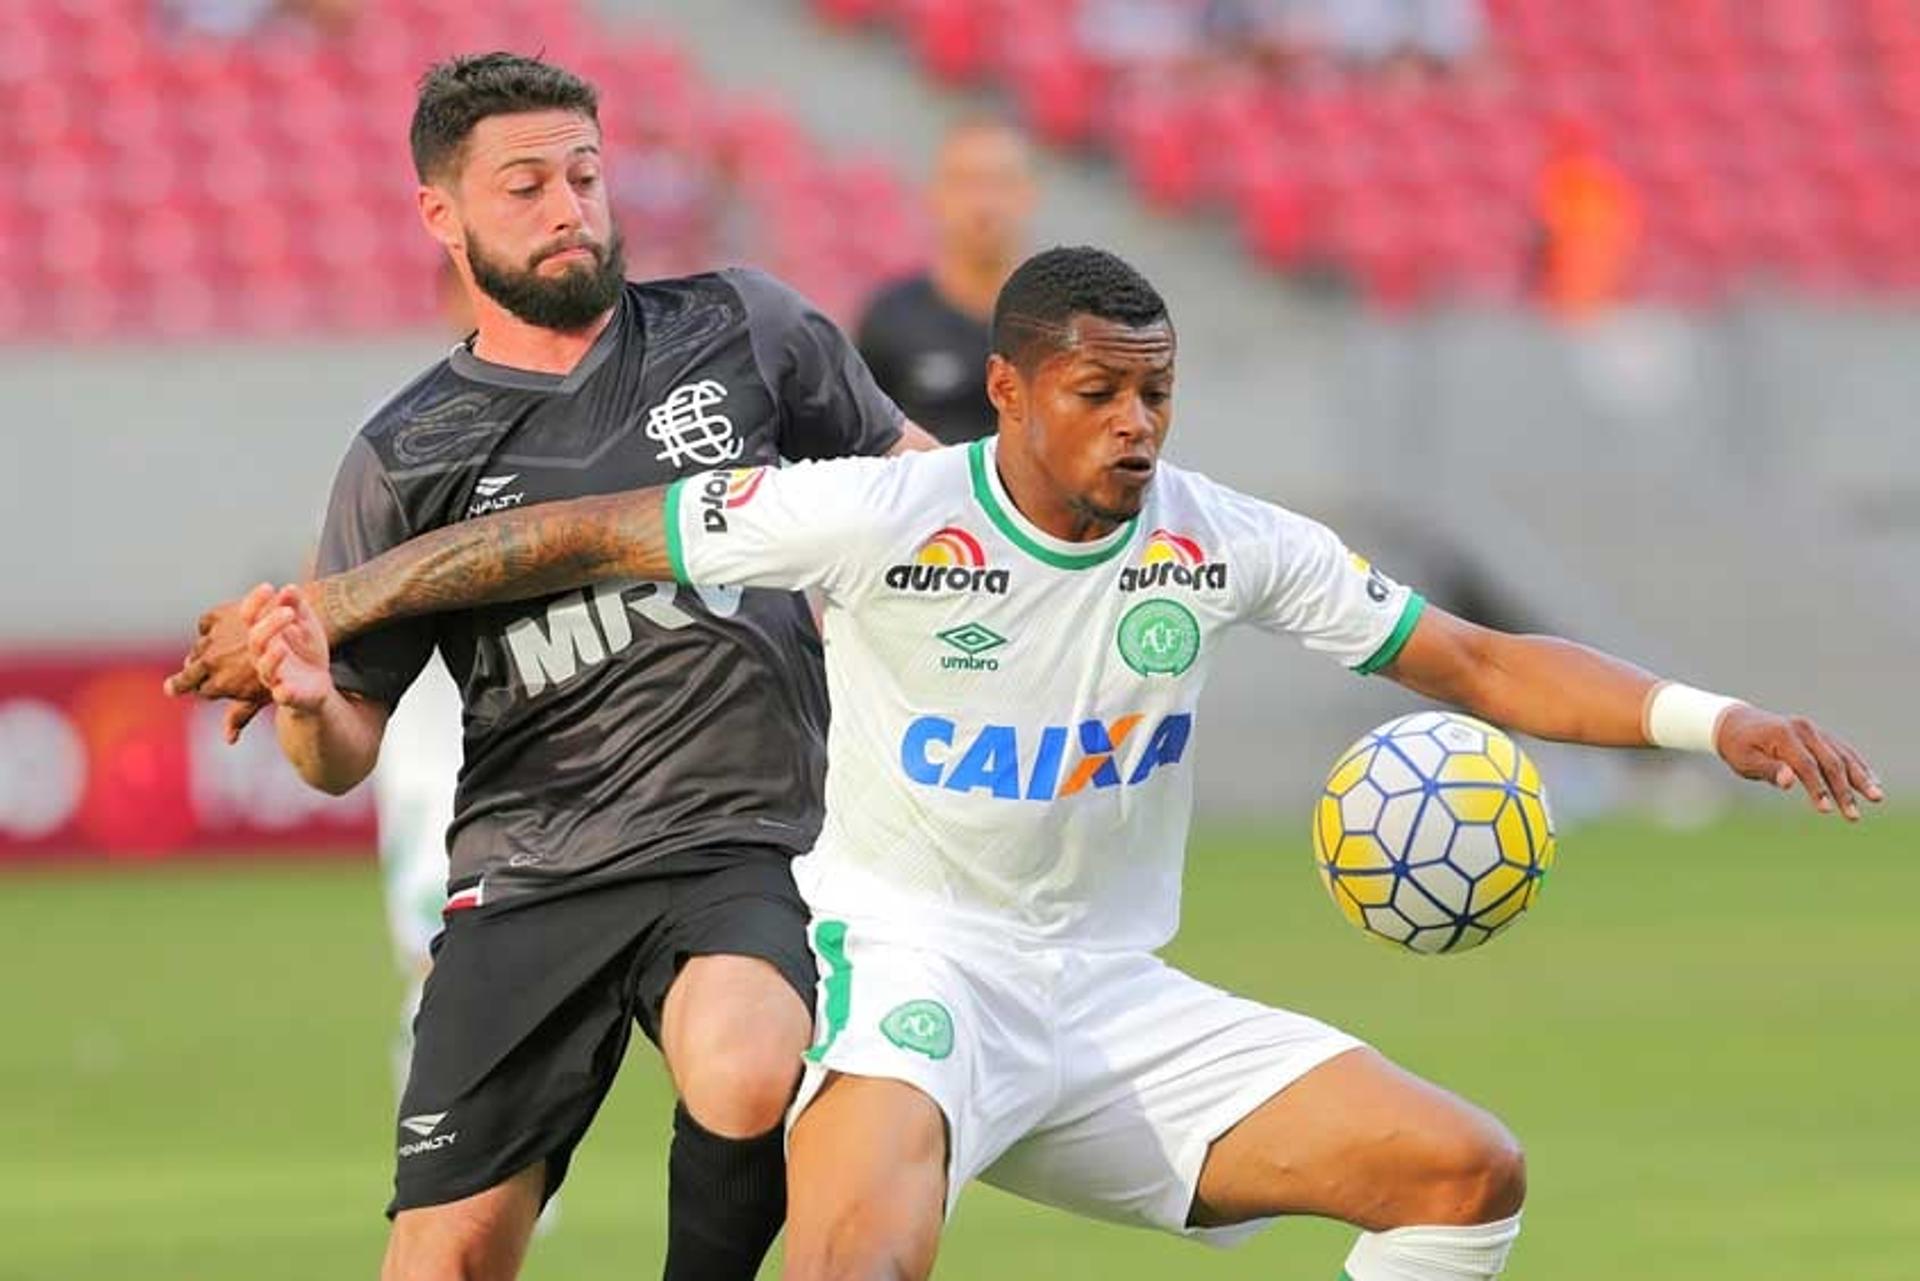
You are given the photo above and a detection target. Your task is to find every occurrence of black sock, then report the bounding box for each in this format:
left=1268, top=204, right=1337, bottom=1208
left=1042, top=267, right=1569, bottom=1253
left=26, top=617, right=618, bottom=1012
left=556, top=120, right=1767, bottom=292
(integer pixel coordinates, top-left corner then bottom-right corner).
left=663, top=1103, right=788, bottom=1281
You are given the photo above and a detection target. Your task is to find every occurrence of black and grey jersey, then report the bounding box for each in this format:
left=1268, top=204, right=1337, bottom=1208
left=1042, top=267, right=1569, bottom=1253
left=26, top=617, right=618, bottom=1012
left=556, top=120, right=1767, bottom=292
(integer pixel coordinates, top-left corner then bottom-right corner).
left=316, top=269, right=904, bottom=900
left=855, top=274, right=995, bottom=445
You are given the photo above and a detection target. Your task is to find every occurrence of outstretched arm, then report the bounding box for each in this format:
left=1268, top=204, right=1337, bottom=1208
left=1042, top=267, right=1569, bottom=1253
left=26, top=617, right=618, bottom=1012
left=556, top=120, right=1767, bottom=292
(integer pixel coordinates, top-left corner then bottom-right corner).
left=1385, top=605, right=1884, bottom=820
left=167, top=485, right=671, bottom=706
left=304, top=485, right=670, bottom=646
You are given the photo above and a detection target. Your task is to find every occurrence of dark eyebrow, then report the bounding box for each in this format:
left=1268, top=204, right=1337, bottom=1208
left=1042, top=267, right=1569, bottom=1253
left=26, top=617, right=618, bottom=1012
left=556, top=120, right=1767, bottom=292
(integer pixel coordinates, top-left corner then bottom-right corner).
left=1080, top=354, right=1173, bottom=377
left=494, top=143, right=601, bottom=174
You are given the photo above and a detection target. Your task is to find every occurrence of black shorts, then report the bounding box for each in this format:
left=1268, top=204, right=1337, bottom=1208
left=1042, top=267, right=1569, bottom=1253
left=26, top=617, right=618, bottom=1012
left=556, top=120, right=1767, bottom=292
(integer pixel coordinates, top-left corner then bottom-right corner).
left=387, top=849, right=816, bottom=1216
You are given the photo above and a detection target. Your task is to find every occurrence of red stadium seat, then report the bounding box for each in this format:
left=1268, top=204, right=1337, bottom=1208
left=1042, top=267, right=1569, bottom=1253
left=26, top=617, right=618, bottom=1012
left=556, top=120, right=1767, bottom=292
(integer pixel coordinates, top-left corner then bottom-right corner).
left=0, top=0, right=926, bottom=337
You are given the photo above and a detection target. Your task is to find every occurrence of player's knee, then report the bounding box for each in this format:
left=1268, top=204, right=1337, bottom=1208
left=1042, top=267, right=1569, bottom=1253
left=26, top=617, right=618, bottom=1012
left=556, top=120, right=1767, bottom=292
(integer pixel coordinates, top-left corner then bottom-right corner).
left=676, top=1038, right=804, bottom=1137
left=1422, top=1119, right=1526, bottom=1225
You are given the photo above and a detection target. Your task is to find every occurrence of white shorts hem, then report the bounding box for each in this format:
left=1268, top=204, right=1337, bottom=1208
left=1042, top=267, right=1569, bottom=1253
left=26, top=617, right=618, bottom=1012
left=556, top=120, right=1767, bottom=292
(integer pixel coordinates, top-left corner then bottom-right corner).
left=1168, top=1036, right=1369, bottom=1248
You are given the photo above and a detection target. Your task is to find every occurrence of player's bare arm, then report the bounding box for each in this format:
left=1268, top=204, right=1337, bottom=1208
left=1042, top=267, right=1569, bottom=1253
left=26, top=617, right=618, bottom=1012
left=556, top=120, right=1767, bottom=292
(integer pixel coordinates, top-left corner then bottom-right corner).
left=1383, top=605, right=1884, bottom=820
left=170, top=441, right=918, bottom=722
left=164, top=484, right=678, bottom=716
left=303, top=484, right=672, bottom=645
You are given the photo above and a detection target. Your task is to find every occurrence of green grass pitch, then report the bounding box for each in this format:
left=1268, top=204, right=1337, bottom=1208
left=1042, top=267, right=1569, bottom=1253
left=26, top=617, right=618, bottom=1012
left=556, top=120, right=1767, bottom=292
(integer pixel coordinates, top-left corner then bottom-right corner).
left=2, top=813, right=1915, bottom=1279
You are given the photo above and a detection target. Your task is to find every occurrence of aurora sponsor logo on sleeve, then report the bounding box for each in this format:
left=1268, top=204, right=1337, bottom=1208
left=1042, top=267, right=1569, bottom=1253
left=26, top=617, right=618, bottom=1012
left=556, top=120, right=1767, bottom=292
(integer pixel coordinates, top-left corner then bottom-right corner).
left=1117, top=528, right=1228, bottom=593
left=884, top=526, right=1011, bottom=595
left=695, top=467, right=767, bottom=533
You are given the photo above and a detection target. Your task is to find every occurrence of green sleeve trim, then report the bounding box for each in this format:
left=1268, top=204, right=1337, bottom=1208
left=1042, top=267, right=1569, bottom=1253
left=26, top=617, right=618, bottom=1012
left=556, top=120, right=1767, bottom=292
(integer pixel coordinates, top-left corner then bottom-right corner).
left=803, top=919, right=851, bottom=1064
left=967, top=439, right=1136, bottom=571
left=663, top=478, right=690, bottom=585
left=1355, top=592, right=1426, bottom=676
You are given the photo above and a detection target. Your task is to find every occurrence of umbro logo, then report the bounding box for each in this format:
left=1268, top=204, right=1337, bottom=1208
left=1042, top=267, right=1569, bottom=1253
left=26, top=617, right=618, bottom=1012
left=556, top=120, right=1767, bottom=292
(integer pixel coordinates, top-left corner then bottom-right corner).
left=935, top=622, right=1007, bottom=672
left=400, top=1112, right=448, bottom=1138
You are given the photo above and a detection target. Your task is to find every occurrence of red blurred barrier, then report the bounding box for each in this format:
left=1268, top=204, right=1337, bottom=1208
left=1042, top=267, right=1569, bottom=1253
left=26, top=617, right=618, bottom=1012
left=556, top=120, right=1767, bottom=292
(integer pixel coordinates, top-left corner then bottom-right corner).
left=0, top=651, right=374, bottom=862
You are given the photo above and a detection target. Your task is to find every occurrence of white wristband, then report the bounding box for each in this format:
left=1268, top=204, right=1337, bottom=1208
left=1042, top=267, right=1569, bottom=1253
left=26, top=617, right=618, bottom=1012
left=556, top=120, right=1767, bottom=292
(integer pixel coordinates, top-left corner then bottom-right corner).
left=1644, top=681, right=1743, bottom=754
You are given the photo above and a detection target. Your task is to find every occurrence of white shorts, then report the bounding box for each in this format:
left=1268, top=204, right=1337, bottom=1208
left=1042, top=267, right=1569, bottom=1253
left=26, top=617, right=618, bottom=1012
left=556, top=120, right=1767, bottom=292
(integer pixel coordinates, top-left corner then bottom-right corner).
left=790, top=915, right=1365, bottom=1246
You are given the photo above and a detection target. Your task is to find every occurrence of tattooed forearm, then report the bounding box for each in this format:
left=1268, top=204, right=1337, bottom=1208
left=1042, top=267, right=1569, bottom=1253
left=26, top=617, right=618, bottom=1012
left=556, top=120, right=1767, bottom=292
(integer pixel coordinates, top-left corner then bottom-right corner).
left=309, top=486, right=672, bottom=645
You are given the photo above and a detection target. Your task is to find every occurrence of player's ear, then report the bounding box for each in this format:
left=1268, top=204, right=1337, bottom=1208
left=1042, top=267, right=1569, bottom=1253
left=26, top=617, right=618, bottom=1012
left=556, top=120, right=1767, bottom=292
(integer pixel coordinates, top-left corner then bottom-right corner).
left=986, top=353, right=1023, bottom=427
left=417, top=183, right=462, bottom=253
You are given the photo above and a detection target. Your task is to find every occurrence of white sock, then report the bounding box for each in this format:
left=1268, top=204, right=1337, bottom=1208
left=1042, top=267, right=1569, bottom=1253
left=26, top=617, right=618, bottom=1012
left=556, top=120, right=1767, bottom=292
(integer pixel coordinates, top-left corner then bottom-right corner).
left=1342, top=1214, right=1522, bottom=1280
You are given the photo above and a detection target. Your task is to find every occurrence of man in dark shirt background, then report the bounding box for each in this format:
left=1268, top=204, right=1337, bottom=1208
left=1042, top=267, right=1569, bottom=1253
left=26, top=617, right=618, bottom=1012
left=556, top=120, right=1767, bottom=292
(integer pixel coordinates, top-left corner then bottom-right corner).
left=167, top=52, right=935, bottom=1281
left=856, top=117, right=1037, bottom=445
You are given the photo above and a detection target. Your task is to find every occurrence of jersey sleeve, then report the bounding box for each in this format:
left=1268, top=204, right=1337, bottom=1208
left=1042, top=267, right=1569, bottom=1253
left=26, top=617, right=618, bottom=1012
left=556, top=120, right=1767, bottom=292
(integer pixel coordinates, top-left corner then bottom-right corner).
left=728, top=267, right=906, bottom=460
left=664, top=457, right=894, bottom=603
left=1226, top=490, right=1426, bottom=674
left=313, top=436, right=436, bottom=707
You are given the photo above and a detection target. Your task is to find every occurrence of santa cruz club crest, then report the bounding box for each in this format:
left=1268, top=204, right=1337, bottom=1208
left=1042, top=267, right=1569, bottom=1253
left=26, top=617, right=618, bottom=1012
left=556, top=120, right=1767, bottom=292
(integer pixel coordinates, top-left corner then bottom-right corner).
left=647, top=379, right=742, bottom=467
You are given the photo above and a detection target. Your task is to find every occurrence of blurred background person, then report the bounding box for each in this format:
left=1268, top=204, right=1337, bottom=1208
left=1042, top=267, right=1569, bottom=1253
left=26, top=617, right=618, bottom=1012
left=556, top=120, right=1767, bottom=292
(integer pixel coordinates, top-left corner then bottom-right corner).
left=855, top=116, right=1036, bottom=445
left=1533, top=119, right=1643, bottom=320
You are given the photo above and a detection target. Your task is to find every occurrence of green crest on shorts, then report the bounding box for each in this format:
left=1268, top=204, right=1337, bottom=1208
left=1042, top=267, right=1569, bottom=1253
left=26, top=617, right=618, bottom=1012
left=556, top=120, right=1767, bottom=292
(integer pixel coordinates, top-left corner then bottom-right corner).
left=1117, top=599, right=1200, bottom=676
left=881, top=999, right=954, bottom=1060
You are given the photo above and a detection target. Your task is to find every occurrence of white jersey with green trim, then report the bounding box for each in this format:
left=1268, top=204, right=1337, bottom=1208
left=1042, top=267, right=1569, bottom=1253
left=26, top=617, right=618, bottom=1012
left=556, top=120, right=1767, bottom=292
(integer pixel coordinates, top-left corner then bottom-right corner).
left=665, top=438, right=1424, bottom=952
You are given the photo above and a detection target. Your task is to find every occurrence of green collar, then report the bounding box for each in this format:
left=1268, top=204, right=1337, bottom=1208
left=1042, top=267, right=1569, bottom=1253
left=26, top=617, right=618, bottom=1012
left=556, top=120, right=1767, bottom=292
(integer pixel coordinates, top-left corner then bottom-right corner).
left=967, top=439, right=1138, bottom=571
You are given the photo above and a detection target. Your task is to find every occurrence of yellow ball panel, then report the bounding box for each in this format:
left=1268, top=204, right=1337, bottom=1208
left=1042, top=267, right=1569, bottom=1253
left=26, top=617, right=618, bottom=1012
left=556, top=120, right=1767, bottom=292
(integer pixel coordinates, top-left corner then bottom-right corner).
left=1438, top=751, right=1507, bottom=785
left=1440, top=784, right=1507, bottom=824
left=1477, top=889, right=1530, bottom=931
left=1333, top=833, right=1393, bottom=873
left=1314, top=795, right=1344, bottom=862
left=1516, top=753, right=1543, bottom=796
left=1470, top=861, right=1527, bottom=914
left=1516, top=793, right=1553, bottom=851
left=1339, top=870, right=1396, bottom=907
left=1485, top=732, right=1518, bottom=780
left=1494, top=803, right=1533, bottom=864
left=1326, top=746, right=1375, bottom=797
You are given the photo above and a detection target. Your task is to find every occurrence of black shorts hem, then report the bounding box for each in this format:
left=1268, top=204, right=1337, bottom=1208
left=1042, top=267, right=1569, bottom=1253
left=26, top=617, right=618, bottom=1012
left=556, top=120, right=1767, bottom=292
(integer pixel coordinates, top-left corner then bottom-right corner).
left=387, top=1128, right=584, bottom=1219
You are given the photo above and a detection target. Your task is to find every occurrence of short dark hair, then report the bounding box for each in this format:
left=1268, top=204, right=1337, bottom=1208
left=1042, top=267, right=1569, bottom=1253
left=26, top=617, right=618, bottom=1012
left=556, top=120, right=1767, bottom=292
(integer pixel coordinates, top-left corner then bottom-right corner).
left=410, top=52, right=600, bottom=184
left=991, top=246, right=1170, bottom=370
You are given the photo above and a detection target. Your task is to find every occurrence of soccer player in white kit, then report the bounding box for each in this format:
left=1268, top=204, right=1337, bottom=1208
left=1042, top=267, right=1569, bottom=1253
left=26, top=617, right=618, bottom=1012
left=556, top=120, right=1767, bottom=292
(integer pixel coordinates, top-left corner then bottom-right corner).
left=369, top=655, right=460, bottom=1077
left=231, top=247, right=1881, bottom=1280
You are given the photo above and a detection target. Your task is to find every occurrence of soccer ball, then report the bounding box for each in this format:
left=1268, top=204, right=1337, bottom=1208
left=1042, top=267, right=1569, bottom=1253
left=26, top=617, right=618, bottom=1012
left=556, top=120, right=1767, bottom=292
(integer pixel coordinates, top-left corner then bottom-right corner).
left=1313, top=711, right=1556, bottom=955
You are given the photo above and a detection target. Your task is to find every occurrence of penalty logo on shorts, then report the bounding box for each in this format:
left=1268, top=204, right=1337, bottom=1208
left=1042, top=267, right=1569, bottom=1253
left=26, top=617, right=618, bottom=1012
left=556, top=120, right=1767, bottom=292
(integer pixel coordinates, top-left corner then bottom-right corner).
left=881, top=1000, right=954, bottom=1060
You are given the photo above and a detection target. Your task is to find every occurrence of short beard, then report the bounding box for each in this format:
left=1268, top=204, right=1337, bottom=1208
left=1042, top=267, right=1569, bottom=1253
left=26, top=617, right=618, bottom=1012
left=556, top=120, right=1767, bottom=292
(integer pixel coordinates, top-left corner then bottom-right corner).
left=1070, top=489, right=1145, bottom=529
left=465, top=225, right=627, bottom=332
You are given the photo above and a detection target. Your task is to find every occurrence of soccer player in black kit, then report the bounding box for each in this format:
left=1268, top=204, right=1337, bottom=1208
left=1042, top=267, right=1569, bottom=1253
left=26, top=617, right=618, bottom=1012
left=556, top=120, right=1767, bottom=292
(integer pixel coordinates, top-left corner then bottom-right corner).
left=167, top=53, right=936, bottom=1281
left=856, top=118, right=1037, bottom=445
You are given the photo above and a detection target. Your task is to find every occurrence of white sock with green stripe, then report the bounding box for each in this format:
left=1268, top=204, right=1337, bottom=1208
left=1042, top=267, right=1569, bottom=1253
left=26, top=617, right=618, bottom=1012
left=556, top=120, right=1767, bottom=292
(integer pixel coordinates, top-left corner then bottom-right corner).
left=1341, top=1213, right=1521, bottom=1280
